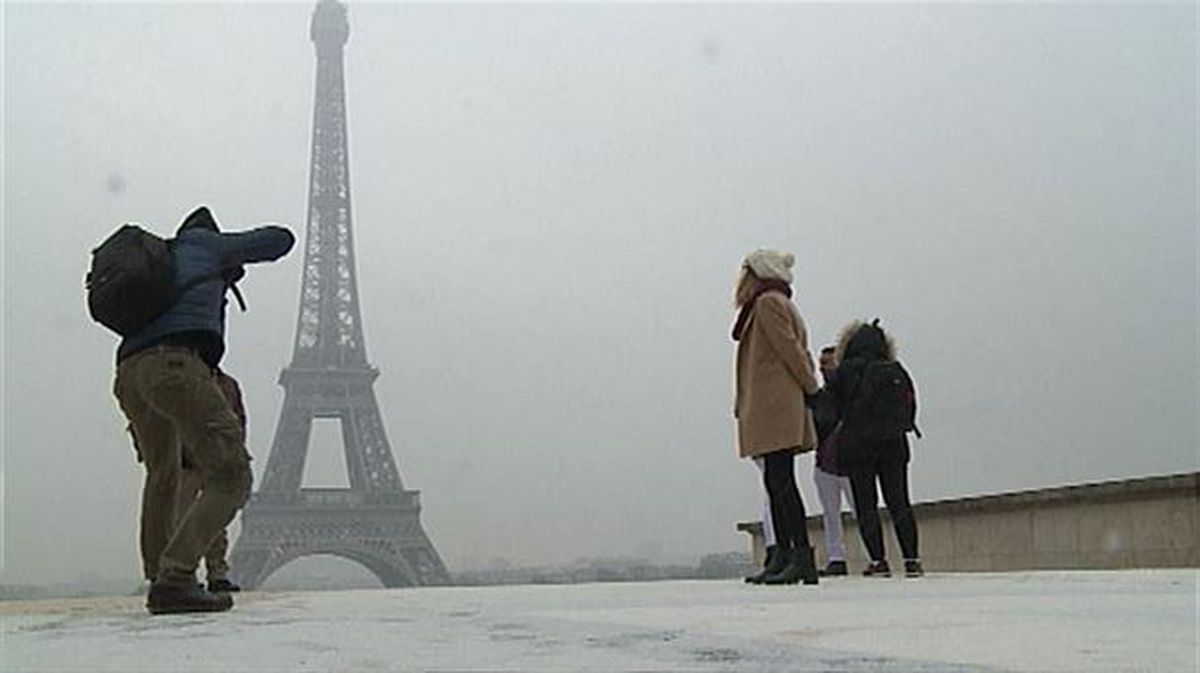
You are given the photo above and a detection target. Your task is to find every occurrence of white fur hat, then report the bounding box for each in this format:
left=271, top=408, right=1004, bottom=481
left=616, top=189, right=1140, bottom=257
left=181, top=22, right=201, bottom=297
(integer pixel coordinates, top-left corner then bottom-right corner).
left=743, top=248, right=795, bottom=283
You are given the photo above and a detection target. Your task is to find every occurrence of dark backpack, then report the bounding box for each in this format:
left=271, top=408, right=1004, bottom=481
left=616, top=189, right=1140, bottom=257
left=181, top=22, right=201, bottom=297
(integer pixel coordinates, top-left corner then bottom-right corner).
left=86, top=224, right=178, bottom=336
left=85, top=225, right=245, bottom=336
left=844, top=360, right=921, bottom=442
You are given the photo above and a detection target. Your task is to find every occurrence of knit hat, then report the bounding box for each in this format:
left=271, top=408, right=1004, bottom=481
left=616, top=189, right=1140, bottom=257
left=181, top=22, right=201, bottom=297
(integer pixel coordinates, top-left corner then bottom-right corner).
left=743, top=248, right=795, bottom=283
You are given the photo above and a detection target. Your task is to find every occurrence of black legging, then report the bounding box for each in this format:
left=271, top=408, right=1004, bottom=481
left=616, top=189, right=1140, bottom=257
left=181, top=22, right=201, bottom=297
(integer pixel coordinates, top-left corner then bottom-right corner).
left=848, top=439, right=919, bottom=562
left=762, top=449, right=811, bottom=551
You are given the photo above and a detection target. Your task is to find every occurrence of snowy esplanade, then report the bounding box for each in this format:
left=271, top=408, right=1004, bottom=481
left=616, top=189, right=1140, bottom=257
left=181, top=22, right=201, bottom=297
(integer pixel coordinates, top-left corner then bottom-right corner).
left=3, top=570, right=1195, bottom=672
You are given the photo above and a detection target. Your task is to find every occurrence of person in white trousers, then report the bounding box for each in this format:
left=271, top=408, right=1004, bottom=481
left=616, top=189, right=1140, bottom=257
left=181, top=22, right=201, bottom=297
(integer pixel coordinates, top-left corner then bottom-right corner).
left=811, top=346, right=857, bottom=576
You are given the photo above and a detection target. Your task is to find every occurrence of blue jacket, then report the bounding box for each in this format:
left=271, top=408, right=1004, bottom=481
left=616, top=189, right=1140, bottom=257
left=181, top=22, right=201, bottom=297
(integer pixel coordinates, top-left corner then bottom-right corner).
left=117, top=225, right=295, bottom=365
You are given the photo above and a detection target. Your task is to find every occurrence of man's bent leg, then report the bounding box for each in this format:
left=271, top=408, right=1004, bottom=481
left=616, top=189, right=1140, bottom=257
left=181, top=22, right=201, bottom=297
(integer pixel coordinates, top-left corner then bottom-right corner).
left=139, top=351, right=250, bottom=585
left=163, top=412, right=250, bottom=582
left=160, top=449, right=249, bottom=584
left=177, top=467, right=230, bottom=581
left=204, top=528, right=231, bottom=582
left=175, top=467, right=203, bottom=526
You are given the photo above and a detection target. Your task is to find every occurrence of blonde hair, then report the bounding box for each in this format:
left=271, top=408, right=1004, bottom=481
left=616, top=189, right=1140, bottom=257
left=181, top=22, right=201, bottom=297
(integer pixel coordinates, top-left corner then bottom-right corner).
left=733, top=266, right=758, bottom=307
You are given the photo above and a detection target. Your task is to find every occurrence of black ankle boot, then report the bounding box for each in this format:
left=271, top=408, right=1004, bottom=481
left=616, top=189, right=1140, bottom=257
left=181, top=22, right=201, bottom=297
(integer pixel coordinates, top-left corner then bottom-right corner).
left=795, top=545, right=819, bottom=585
left=762, top=546, right=819, bottom=586
left=147, top=579, right=234, bottom=615
left=745, top=545, right=784, bottom=584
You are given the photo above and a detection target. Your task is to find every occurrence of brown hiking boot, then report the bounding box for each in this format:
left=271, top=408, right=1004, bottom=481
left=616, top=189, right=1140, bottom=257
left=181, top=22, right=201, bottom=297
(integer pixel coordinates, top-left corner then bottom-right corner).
left=147, top=579, right=234, bottom=615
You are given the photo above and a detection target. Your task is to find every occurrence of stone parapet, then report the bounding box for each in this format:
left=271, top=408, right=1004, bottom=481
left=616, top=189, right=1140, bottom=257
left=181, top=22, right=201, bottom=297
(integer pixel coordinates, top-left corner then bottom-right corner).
left=738, top=472, right=1199, bottom=571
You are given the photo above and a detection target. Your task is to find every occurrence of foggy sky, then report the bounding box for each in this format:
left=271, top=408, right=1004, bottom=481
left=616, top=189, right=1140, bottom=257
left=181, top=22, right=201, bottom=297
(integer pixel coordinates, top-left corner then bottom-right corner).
left=2, top=2, right=1196, bottom=585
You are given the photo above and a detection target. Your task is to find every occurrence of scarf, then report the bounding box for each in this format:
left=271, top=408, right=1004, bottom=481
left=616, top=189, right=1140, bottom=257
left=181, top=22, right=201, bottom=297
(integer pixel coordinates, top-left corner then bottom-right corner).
left=731, top=279, right=792, bottom=341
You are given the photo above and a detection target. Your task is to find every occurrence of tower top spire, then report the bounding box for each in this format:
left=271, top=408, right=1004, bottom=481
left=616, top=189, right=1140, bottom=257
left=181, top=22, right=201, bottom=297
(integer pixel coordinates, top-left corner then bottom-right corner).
left=311, top=0, right=349, bottom=49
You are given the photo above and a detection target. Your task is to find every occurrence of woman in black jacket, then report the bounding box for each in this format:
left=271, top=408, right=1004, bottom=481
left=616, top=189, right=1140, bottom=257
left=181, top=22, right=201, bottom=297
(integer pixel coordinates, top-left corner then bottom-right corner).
left=828, top=320, right=924, bottom=578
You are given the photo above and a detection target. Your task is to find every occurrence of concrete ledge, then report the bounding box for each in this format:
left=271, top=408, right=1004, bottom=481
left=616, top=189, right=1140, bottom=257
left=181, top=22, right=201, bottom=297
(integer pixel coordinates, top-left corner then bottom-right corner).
left=737, top=471, right=1200, bottom=572
left=911, top=473, right=1198, bottom=514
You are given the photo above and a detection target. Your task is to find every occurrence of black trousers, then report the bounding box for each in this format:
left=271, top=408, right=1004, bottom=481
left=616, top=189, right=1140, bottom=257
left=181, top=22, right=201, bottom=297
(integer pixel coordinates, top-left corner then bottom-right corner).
left=761, top=449, right=811, bottom=551
left=848, top=439, right=919, bottom=562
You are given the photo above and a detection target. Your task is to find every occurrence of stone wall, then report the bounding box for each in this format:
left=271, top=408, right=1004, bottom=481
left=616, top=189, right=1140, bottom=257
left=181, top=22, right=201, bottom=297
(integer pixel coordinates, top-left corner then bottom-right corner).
left=738, top=472, right=1199, bottom=571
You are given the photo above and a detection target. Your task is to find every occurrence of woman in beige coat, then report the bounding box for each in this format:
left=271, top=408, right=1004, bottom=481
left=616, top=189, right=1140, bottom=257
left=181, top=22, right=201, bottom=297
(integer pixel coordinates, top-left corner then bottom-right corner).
left=733, top=249, right=821, bottom=585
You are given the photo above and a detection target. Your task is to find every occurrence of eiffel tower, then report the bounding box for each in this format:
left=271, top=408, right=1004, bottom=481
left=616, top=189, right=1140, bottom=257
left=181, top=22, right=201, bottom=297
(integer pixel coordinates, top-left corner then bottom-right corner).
left=230, top=0, right=449, bottom=589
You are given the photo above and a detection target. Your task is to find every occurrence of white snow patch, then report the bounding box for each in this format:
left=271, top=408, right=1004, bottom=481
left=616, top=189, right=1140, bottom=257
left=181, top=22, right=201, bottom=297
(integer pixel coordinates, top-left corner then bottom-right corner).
left=2, top=570, right=1196, bottom=671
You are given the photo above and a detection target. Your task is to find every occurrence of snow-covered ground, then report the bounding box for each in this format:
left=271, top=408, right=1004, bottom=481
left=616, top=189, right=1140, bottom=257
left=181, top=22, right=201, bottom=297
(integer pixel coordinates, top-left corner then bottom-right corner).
left=2, top=570, right=1196, bottom=672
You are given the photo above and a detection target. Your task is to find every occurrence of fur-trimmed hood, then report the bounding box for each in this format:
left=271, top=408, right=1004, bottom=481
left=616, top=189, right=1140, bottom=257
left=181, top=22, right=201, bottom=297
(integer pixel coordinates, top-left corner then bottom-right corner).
left=834, top=319, right=896, bottom=364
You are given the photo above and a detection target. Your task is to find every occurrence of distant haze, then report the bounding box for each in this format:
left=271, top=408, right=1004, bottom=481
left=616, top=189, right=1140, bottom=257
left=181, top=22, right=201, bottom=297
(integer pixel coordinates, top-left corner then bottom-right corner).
left=2, top=2, right=1196, bottom=585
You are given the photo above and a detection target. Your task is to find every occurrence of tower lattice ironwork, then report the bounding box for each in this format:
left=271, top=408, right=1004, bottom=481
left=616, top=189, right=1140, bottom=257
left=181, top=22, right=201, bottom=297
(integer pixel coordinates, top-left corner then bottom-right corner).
left=229, top=0, right=449, bottom=589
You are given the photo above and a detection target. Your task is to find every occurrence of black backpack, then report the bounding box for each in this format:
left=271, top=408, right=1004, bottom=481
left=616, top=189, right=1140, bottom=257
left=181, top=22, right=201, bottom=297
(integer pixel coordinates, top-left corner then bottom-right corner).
left=86, top=225, right=178, bottom=336
left=844, top=360, right=922, bottom=442
left=85, top=224, right=244, bottom=336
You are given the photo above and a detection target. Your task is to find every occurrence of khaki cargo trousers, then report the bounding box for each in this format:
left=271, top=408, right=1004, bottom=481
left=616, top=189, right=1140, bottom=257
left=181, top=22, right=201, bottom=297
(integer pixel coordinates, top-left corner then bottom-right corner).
left=114, top=346, right=252, bottom=584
